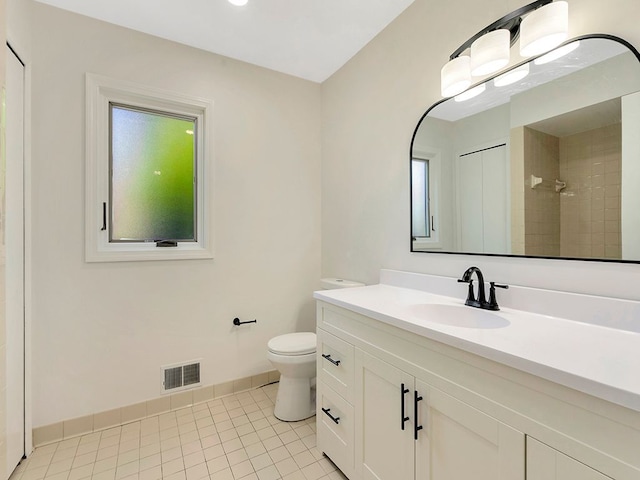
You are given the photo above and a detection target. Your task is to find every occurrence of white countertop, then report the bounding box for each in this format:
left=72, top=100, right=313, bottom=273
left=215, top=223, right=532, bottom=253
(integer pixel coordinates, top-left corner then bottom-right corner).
left=314, top=282, right=640, bottom=412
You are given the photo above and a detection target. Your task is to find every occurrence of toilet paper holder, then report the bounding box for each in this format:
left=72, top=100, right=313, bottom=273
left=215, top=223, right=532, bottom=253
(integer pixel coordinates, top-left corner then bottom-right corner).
left=233, top=317, right=257, bottom=326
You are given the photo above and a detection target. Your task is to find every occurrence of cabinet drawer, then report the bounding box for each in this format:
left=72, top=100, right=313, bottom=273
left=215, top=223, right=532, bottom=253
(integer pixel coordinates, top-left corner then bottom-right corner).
left=318, top=328, right=355, bottom=401
left=317, top=381, right=355, bottom=478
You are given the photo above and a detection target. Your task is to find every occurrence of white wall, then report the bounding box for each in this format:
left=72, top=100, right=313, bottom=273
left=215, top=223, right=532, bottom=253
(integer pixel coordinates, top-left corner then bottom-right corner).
left=452, top=103, right=510, bottom=155
left=29, top=3, right=322, bottom=427
left=622, top=91, right=640, bottom=259
left=321, top=0, right=640, bottom=299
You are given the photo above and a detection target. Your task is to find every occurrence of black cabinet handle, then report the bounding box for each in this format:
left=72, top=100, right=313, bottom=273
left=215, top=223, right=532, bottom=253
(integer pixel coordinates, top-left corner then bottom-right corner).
left=414, top=391, right=423, bottom=440
left=322, top=407, right=340, bottom=424
left=401, top=383, right=410, bottom=430
left=322, top=354, right=341, bottom=366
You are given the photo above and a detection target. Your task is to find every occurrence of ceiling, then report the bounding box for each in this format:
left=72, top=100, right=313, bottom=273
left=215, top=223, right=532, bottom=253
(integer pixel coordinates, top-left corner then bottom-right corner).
left=34, top=0, right=415, bottom=83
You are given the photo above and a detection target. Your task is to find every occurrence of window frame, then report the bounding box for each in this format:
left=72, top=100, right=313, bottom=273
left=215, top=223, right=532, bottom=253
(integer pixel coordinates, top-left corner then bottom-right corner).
left=411, top=148, right=442, bottom=250
left=86, top=73, right=214, bottom=262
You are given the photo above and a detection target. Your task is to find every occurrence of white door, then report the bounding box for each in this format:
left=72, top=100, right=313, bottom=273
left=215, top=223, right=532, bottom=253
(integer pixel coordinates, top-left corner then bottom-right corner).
left=457, top=151, right=484, bottom=252
left=355, top=351, right=415, bottom=480
left=456, top=144, right=509, bottom=253
left=415, top=382, right=525, bottom=480
left=5, top=44, right=26, bottom=478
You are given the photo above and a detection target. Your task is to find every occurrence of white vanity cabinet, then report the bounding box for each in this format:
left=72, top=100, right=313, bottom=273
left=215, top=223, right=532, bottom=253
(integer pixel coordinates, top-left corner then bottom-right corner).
left=527, top=438, right=612, bottom=480
left=316, top=301, right=640, bottom=480
left=355, top=351, right=415, bottom=480
left=355, top=351, right=524, bottom=480
left=415, top=382, right=524, bottom=480
left=317, top=328, right=356, bottom=479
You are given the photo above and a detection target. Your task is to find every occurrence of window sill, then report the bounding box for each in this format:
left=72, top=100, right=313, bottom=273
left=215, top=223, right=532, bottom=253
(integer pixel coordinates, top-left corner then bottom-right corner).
left=85, top=242, right=214, bottom=263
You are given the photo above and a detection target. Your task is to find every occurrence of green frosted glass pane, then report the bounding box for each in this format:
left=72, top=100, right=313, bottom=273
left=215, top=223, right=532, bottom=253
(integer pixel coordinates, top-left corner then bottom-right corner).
left=110, top=105, right=196, bottom=242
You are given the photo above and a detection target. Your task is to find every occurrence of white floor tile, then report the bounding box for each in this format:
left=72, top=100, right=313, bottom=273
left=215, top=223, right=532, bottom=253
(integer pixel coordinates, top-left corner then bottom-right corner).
left=21, top=386, right=334, bottom=480
left=230, top=460, right=254, bottom=480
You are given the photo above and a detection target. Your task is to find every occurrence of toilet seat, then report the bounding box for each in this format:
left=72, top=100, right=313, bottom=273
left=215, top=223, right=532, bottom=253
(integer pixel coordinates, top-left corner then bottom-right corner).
left=268, top=332, right=316, bottom=355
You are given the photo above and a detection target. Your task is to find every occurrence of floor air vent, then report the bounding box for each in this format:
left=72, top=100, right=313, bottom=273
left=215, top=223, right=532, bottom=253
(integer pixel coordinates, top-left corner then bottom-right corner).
left=162, top=361, right=201, bottom=393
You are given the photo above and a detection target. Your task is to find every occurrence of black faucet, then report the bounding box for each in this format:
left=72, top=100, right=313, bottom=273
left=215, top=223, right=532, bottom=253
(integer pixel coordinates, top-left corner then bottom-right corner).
left=457, top=266, right=508, bottom=311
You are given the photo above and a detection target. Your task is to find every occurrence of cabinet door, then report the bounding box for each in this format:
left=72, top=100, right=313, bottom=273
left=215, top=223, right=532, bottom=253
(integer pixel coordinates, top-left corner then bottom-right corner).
left=355, top=351, right=415, bottom=480
left=415, top=381, right=525, bottom=480
left=527, top=437, right=612, bottom=480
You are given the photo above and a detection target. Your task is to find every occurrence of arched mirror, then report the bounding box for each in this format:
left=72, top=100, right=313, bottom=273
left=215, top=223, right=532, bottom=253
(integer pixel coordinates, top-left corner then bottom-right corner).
left=410, top=35, right=640, bottom=262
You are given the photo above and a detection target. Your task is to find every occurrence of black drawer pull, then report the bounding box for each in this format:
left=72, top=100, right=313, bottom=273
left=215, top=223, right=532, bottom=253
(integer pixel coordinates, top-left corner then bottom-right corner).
left=322, top=354, right=341, bottom=366
left=414, top=390, right=423, bottom=440
left=322, top=407, right=340, bottom=424
left=401, top=383, right=410, bottom=430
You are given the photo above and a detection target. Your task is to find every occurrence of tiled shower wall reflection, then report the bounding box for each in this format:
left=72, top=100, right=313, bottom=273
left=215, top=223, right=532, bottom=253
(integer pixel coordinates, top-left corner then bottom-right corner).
left=522, top=123, right=621, bottom=259
left=524, top=128, right=561, bottom=257
left=559, top=123, right=621, bottom=259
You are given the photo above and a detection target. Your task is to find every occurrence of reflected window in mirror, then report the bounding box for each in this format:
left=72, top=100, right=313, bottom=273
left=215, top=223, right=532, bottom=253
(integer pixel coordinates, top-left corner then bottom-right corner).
left=411, top=149, right=442, bottom=249
left=411, top=158, right=431, bottom=238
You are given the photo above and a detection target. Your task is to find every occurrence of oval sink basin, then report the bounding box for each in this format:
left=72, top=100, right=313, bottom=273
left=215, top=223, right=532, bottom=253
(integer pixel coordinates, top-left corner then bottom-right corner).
left=408, top=304, right=510, bottom=329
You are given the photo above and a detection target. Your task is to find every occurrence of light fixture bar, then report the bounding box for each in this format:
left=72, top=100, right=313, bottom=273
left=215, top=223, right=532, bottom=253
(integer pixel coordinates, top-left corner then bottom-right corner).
left=448, top=0, right=552, bottom=61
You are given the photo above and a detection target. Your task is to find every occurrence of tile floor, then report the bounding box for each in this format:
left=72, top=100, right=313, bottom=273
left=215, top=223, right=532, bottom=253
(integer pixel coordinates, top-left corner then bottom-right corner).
left=10, top=384, right=345, bottom=480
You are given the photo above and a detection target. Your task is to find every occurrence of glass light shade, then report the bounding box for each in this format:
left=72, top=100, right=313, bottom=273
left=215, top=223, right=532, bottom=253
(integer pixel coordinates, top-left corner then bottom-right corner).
left=520, top=1, right=568, bottom=57
left=441, top=56, right=472, bottom=97
left=228, top=0, right=248, bottom=5
left=494, top=63, right=530, bottom=87
left=470, top=29, right=511, bottom=76
left=534, top=40, right=580, bottom=65
left=454, top=84, right=486, bottom=102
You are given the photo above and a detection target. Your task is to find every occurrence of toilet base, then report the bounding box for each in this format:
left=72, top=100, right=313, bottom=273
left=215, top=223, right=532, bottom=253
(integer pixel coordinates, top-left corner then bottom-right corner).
left=273, top=376, right=316, bottom=422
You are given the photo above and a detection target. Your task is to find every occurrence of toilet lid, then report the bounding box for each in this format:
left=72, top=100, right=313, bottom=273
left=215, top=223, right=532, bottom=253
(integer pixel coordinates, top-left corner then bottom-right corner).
left=268, top=332, right=317, bottom=355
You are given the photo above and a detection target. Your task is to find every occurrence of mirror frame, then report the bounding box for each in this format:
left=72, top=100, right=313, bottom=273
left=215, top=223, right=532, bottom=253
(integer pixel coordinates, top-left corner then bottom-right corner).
left=410, top=34, right=640, bottom=264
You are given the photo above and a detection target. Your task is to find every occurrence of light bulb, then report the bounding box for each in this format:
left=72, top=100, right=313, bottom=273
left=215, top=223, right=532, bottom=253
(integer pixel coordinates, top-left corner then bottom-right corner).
left=494, top=64, right=529, bottom=87
left=454, top=84, right=486, bottom=102
left=534, top=41, right=580, bottom=65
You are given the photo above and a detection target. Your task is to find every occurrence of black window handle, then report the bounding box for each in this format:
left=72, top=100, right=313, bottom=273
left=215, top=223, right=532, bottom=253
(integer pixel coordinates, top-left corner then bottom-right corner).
left=101, top=202, right=107, bottom=231
left=414, top=390, right=423, bottom=440
left=322, top=407, right=340, bottom=425
left=401, top=383, right=410, bottom=430
left=322, top=354, right=341, bottom=366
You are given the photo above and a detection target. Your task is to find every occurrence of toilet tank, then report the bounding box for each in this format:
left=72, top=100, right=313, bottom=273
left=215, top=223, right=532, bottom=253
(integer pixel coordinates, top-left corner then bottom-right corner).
left=320, top=278, right=365, bottom=290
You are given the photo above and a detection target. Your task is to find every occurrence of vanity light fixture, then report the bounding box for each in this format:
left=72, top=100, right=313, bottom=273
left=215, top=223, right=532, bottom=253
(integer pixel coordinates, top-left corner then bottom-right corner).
left=534, top=40, right=580, bottom=65
left=228, top=0, right=248, bottom=6
left=440, top=0, right=569, bottom=97
left=494, top=63, right=530, bottom=87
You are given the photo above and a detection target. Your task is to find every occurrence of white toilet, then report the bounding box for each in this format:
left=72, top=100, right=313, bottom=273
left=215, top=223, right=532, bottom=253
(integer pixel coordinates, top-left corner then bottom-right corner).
left=267, top=278, right=364, bottom=421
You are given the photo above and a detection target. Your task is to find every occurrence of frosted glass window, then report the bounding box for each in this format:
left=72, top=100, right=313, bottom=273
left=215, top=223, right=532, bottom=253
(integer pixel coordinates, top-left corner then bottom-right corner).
left=110, top=104, right=196, bottom=242
left=412, top=158, right=431, bottom=238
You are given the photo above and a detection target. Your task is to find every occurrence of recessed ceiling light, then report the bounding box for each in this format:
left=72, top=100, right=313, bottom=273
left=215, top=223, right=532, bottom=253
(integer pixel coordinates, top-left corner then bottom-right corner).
left=228, top=0, right=248, bottom=6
